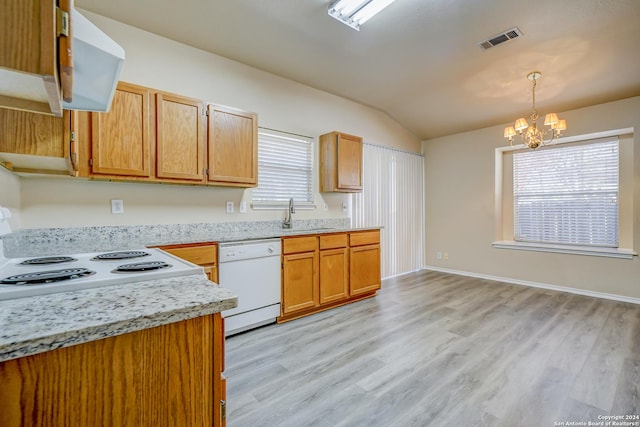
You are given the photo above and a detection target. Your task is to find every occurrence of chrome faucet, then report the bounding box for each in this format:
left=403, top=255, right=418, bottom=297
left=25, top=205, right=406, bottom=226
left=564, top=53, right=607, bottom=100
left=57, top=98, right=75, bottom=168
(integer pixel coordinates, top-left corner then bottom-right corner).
left=283, top=198, right=295, bottom=229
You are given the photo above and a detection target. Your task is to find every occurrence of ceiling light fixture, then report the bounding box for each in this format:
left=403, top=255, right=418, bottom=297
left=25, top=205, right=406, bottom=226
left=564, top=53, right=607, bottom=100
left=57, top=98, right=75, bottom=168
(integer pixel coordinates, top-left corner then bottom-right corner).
left=328, top=0, right=396, bottom=31
left=504, top=71, right=567, bottom=150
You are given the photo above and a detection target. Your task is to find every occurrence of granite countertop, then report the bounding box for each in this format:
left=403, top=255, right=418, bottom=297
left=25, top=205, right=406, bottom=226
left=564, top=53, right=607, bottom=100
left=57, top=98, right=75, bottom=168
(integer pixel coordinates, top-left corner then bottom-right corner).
left=0, top=274, right=237, bottom=362
left=1, top=219, right=380, bottom=257
left=0, top=220, right=380, bottom=363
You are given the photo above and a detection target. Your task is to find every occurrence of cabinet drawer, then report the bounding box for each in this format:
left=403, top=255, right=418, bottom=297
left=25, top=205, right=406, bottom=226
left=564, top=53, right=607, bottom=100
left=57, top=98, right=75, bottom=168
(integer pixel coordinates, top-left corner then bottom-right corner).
left=163, top=244, right=218, bottom=265
left=319, top=233, right=348, bottom=250
left=283, top=236, right=318, bottom=254
left=349, top=230, right=380, bottom=247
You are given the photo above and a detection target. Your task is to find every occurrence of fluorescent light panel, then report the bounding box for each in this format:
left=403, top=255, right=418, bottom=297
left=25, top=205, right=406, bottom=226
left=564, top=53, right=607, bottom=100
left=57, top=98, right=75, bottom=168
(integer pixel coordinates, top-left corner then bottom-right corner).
left=328, top=0, right=396, bottom=31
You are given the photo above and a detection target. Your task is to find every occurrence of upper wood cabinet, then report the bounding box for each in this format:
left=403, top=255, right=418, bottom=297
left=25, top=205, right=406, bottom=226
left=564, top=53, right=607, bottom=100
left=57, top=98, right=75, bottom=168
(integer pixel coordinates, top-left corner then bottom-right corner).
left=0, top=108, right=77, bottom=175
left=89, top=82, right=152, bottom=178
left=157, top=93, right=206, bottom=182
left=207, top=104, right=258, bottom=187
left=0, top=0, right=72, bottom=116
left=75, top=82, right=257, bottom=189
left=319, top=131, right=363, bottom=192
left=79, top=82, right=207, bottom=184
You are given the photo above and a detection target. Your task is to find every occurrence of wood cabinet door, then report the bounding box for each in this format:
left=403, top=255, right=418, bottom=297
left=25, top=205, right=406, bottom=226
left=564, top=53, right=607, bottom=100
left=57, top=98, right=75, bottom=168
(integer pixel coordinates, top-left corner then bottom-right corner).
left=282, top=251, right=319, bottom=314
left=337, top=133, right=362, bottom=190
left=207, top=105, right=257, bottom=186
left=90, top=83, right=152, bottom=177
left=0, top=315, right=216, bottom=427
left=319, top=247, right=349, bottom=305
left=349, top=244, right=381, bottom=296
left=156, top=93, right=205, bottom=181
left=0, top=109, right=76, bottom=175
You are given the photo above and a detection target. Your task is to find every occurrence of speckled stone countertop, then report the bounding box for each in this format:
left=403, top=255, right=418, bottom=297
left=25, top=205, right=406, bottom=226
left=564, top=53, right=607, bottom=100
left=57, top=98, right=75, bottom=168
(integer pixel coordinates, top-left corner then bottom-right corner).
left=1, top=219, right=382, bottom=257
left=0, top=274, right=237, bottom=362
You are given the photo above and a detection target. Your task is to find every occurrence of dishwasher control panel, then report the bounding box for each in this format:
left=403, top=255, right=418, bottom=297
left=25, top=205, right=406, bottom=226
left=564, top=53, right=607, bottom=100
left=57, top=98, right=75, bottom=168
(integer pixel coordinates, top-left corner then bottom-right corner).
left=218, top=239, right=281, bottom=262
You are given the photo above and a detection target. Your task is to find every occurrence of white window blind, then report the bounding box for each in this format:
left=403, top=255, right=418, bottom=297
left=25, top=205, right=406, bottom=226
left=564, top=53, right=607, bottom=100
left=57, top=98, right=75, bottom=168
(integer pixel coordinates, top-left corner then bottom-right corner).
left=513, top=138, right=619, bottom=247
left=352, top=144, right=424, bottom=278
left=252, top=129, right=314, bottom=207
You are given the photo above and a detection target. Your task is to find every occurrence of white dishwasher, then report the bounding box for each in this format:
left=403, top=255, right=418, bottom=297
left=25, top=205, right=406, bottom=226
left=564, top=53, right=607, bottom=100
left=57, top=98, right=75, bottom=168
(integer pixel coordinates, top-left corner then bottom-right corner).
left=218, top=238, right=281, bottom=336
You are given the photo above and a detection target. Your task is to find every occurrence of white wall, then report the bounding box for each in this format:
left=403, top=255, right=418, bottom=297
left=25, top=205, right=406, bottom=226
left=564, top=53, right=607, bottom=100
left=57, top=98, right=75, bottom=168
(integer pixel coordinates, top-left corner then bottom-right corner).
left=423, top=96, right=640, bottom=300
left=0, top=167, right=20, bottom=230
left=12, top=10, right=421, bottom=230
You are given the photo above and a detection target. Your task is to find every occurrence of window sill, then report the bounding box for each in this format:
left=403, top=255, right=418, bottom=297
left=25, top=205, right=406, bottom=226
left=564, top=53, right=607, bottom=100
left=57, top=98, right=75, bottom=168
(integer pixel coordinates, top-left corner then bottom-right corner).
left=251, top=202, right=316, bottom=211
left=492, top=240, right=637, bottom=259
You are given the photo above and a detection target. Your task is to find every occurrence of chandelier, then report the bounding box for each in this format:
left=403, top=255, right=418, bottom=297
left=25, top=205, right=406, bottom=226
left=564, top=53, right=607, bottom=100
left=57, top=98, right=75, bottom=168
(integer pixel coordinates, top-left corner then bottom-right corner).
left=503, top=71, right=567, bottom=149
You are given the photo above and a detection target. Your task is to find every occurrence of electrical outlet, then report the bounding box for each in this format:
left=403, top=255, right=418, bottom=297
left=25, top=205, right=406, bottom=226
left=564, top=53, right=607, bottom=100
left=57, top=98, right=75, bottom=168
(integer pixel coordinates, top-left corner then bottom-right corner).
left=226, top=201, right=234, bottom=214
left=239, top=201, right=247, bottom=213
left=111, top=199, right=124, bottom=214
left=342, top=202, right=348, bottom=212
left=443, top=252, right=449, bottom=260
left=324, top=203, right=328, bottom=211
left=436, top=251, right=442, bottom=260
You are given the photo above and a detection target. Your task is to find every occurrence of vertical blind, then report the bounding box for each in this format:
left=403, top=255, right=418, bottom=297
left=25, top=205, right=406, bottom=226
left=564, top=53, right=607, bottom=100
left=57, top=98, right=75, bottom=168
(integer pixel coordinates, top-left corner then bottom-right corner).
left=513, top=137, right=619, bottom=247
left=352, top=144, right=424, bottom=278
left=252, top=129, right=314, bottom=205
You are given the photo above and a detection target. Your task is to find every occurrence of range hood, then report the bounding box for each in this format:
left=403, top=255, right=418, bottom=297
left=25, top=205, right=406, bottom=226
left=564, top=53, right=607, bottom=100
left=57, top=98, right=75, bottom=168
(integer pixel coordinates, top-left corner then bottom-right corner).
left=62, top=9, right=125, bottom=112
left=0, top=4, right=123, bottom=116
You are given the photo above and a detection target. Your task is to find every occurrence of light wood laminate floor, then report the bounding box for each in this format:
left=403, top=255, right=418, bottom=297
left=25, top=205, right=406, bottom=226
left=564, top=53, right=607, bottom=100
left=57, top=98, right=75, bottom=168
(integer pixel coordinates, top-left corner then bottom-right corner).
left=225, top=270, right=640, bottom=427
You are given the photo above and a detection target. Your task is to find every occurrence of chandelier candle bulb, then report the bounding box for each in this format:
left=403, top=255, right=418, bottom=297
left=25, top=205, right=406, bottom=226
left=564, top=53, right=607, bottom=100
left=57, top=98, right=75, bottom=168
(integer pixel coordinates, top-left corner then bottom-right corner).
left=504, top=71, right=567, bottom=149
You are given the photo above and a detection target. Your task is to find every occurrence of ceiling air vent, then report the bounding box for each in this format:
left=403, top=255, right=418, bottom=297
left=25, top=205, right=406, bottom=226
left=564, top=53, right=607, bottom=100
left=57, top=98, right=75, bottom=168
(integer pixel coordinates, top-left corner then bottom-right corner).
left=479, top=27, right=523, bottom=51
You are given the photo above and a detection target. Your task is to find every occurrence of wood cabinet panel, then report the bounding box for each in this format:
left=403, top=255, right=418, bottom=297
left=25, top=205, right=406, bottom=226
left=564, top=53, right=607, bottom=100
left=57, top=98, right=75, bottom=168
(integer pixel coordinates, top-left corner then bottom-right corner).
left=319, top=233, right=348, bottom=250
left=0, top=109, right=64, bottom=156
left=350, top=244, right=381, bottom=296
left=0, top=0, right=64, bottom=116
left=90, top=83, right=151, bottom=177
left=349, top=230, right=380, bottom=247
left=160, top=243, right=218, bottom=283
left=0, top=109, right=77, bottom=175
left=0, top=314, right=220, bottom=427
left=156, top=93, right=205, bottom=181
left=282, top=251, right=319, bottom=314
left=207, top=105, right=257, bottom=186
left=163, top=245, right=217, bottom=266
left=337, top=133, right=363, bottom=190
left=319, top=131, right=363, bottom=193
left=319, top=247, right=349, bottom=304
left=283, top=236, right=318, bottom=254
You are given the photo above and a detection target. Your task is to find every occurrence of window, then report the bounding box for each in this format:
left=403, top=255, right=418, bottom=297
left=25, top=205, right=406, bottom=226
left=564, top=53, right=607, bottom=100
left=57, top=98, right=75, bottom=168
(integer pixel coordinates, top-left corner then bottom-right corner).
left=252, top=129, right=314, bottom=208
left=513, top=138, right=619, bottom=247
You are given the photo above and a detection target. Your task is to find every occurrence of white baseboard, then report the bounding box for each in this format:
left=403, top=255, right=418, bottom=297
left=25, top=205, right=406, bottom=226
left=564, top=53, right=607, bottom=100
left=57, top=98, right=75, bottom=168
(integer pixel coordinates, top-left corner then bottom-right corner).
left=423, top=265, right=640, bottom=305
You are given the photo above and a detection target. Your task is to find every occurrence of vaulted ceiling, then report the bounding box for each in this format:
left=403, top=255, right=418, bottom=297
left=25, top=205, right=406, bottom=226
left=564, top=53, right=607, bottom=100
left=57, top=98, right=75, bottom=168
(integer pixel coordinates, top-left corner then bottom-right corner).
left=76, top=0, right=640, bottom=140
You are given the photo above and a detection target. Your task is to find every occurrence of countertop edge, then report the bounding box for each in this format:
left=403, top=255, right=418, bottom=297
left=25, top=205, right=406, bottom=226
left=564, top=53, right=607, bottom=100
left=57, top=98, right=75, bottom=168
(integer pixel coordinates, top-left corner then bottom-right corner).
left=0, top=274, right=238, bottom=362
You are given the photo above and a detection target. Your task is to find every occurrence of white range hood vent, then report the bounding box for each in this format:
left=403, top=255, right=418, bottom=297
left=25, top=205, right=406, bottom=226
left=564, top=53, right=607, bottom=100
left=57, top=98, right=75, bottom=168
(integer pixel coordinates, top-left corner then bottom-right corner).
left=62, top=9, right=125, bottom=112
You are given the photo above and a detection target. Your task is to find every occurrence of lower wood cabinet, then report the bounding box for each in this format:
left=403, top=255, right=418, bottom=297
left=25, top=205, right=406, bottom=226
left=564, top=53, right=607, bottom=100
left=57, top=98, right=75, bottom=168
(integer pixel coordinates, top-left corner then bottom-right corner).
left=0, top=313, right=226, bottom=427
left=349, top=230, right=381, bottom=295
left=279, top=230, right=380, bottom=322
left=158, top=242, right=219, bottom=283
left=350, top=244, right=381, bottom=295
left=282, top=250, right=319, bottom=314
left=319, top=234, right=349, bottom=305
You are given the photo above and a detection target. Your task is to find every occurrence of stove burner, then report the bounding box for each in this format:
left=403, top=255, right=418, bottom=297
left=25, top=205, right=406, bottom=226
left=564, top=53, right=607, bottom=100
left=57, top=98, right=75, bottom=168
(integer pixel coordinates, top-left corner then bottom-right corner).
left=113, top=261, right=171, bottom=273
left=1, top=268, right=96, bottom=285
left=91, top=251, right=150, bottom=261
left=19, top=256, right=77, bottom=266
